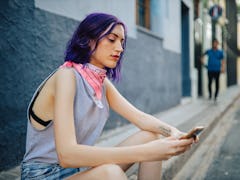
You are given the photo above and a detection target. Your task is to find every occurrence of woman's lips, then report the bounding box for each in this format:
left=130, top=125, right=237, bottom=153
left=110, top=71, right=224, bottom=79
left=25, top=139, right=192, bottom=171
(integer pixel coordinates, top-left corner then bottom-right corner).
left=111, top=55, right=120, bottom=60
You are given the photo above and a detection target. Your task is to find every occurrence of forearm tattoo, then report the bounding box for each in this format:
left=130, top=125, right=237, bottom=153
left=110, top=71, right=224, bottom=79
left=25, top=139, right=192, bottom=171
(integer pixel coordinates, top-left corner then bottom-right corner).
left=158, top=126, right=171, bottom=137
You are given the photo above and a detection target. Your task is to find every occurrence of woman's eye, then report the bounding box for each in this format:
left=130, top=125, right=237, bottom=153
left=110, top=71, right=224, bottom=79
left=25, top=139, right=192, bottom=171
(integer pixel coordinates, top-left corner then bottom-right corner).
left=108, top=38, right=115, bottom=42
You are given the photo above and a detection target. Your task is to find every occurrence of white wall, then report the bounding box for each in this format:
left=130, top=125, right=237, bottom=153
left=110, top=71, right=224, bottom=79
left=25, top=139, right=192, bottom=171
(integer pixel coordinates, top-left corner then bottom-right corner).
left=160, top=0, right=193, bottom=55
left=34, top=0, right=137, bottom=38
left=150, top=0, right=164, bottom=38
left=161, top=0, right=181, bottom=53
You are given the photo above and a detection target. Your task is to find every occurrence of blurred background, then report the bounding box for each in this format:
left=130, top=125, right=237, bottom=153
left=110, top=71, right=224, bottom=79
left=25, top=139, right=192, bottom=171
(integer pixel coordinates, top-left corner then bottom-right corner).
left=0, top=0, right=240, bottom=172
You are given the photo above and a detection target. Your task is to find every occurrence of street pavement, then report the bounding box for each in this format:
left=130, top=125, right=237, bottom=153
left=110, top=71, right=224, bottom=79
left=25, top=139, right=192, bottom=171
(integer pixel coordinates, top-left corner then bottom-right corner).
left=0, top=85, right=240, bottom=180
left=172, top=89, right=240, bottom=180
left=205, top=104, right=240, bottom=180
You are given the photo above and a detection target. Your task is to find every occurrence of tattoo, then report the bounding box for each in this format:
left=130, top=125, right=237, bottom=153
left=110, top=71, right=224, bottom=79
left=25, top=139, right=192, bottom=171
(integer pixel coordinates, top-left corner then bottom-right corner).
left=158, top=126, right=171, bottom=137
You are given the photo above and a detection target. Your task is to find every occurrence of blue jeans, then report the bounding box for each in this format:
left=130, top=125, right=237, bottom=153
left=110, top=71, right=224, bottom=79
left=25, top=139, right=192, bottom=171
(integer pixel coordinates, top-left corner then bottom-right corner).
left=21, top=161, right=86, bottom=180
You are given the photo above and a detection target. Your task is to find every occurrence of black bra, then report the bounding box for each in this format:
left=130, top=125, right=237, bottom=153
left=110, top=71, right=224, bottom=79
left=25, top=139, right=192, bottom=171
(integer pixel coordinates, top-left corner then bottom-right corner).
left=28, top=86, right=52, bottom=127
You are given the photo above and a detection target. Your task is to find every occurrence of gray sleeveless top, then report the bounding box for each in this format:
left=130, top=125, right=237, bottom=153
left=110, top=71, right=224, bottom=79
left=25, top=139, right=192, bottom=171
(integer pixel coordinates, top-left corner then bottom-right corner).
left=23, top=68, right=109, bottom=164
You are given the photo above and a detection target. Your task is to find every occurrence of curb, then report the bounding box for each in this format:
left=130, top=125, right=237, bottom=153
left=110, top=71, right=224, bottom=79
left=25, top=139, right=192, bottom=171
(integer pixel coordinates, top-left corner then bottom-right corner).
left=162, top=88, right=240, bottom=179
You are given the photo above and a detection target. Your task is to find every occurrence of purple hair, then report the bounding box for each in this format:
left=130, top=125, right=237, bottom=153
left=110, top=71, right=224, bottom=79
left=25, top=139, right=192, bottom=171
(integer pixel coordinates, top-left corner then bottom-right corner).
left=64, top=12, right=127, bottom=81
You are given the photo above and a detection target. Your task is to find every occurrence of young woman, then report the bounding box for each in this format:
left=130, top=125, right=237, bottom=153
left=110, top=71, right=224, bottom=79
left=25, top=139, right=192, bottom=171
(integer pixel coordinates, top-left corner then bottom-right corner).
left=21, top=13, right=195, bottom=180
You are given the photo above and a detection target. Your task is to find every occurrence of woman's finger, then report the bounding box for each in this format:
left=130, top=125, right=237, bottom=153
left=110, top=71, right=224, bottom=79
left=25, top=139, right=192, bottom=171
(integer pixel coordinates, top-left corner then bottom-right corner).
left=194, top=136, right=200, bottom=143
left=174, top=138, right=194, bottom=147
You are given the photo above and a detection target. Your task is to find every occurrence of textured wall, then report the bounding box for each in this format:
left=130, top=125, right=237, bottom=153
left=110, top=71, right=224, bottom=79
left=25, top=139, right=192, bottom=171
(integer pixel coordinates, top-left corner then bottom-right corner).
left=0, top=0, right=181, bottom=170
left=0, top=0, right=78, bottom=171
left=0, top=0, right=36, bottom=171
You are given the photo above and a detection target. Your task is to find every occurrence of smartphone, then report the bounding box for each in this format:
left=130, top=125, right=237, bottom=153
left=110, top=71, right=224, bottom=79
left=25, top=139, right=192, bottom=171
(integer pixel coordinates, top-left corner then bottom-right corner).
left=179, top=126, right=204, bottom=139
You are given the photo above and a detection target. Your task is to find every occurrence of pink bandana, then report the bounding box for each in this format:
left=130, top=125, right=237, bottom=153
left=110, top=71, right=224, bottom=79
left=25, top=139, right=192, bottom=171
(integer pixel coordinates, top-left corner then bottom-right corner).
left=60, top=61, right=107, bottom=100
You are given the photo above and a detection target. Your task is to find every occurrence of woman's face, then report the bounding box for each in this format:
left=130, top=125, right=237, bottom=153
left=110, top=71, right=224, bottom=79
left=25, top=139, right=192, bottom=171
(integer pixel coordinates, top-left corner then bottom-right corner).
left=90, top=24, right=125, bottom=69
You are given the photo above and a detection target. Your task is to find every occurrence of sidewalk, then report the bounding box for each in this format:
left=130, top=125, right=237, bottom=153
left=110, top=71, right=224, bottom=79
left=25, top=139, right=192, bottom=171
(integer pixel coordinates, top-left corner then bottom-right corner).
left=1, top=85, right=239, bottom=180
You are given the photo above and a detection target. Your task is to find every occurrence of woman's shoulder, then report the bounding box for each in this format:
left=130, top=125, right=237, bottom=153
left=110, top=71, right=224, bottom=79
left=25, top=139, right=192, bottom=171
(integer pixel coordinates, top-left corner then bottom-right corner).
left=54, top=67, right=76, bottom=86
left=55, top=67, right=75, bottom=78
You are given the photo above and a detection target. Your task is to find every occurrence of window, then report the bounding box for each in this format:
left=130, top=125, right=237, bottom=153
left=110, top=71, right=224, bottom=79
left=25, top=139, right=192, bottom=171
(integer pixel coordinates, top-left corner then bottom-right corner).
left=136, top=0, right=150, bottom=29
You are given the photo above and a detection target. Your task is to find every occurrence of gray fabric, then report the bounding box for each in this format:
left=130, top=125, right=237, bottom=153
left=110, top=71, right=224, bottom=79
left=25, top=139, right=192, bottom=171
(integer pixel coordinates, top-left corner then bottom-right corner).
left=23, top=68, right=109, bottom=164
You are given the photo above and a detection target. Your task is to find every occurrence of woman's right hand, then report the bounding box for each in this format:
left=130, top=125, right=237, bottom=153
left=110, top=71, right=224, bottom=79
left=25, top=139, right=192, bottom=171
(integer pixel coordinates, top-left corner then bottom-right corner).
left=146, top=137, right=194, bottom=161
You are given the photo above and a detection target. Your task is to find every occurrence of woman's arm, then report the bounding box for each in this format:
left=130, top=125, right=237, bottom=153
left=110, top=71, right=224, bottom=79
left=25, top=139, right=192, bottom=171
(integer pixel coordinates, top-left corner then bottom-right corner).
left=105, top=79, right=181, bottom=137
left=53, top=68, right=192, bottom=168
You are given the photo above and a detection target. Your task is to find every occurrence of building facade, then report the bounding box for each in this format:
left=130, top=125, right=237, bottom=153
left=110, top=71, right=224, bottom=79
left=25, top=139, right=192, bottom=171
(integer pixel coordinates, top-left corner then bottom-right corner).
left=0, top=0, right=195, bottom=170
left=194, top=0, right=238, bottom=98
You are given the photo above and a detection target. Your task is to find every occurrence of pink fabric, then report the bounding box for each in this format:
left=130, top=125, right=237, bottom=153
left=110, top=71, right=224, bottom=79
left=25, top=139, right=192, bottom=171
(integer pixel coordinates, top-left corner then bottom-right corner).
left=61, top=61, right=107, bottom=100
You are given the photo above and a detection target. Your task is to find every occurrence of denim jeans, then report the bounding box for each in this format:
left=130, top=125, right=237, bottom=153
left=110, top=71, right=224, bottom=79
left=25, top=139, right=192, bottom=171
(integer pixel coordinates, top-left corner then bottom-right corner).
left=21, top=161, right=86, bottom=180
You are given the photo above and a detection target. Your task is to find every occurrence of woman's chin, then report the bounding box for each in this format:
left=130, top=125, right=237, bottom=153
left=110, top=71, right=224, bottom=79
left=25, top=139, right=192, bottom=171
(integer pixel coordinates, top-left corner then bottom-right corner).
left=105, top=61, right=118, bottom=69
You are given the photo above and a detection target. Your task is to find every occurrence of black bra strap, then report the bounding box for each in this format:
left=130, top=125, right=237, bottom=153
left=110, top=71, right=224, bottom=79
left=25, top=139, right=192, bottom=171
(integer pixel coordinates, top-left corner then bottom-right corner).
left=28, top=80, right=52, bottom=127
left=29, top=108, right=51, bottom=127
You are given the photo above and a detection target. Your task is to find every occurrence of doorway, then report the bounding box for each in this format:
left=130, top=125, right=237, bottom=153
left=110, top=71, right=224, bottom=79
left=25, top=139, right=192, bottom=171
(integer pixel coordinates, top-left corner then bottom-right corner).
left=181, top=2, right=191, bottom=97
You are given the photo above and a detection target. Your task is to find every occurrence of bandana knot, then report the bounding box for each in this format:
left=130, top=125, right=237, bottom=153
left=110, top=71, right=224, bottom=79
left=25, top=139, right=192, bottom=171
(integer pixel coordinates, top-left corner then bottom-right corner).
left=61, top=61, right=107, bottom=100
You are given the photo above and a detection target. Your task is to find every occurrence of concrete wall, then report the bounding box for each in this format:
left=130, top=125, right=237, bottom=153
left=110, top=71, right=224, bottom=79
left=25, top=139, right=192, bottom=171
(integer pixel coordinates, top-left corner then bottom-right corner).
left=0, top=0, right=181, bottom=170
left=0, top=0, right=78, bottom=171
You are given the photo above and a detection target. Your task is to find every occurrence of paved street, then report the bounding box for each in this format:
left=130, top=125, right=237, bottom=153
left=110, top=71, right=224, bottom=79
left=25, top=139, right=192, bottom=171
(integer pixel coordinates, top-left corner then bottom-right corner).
left=205, top=106, right=240, bottom=179
left=173, top=94, right=240, bottom=180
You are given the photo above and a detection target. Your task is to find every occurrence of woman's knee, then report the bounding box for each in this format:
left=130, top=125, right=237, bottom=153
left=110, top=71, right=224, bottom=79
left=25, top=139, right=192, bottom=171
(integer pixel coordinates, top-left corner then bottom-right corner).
left=101, top=164, right=127, bottom=180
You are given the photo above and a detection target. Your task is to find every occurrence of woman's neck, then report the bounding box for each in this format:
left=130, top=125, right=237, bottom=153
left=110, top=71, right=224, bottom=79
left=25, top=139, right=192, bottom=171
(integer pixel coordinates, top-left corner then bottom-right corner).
left=86, top=63, right=107, bottom=74
left=88, top=61, right=105, bottom=70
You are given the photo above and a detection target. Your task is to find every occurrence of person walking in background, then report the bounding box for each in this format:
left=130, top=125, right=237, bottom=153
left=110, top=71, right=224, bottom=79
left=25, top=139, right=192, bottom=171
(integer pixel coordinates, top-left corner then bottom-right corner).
left=21, top=13, right=197, bottom=180
left=201, top=38, right=225, bottom=102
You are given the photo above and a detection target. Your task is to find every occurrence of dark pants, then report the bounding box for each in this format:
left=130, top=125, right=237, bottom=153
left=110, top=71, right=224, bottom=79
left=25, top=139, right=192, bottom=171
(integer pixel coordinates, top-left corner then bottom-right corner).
left=208, top=71, right=220, bottom=99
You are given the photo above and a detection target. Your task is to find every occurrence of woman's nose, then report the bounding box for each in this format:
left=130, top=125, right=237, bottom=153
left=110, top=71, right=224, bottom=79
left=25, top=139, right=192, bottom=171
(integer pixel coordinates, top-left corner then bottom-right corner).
left=115, top=41, right=124, bottom=52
